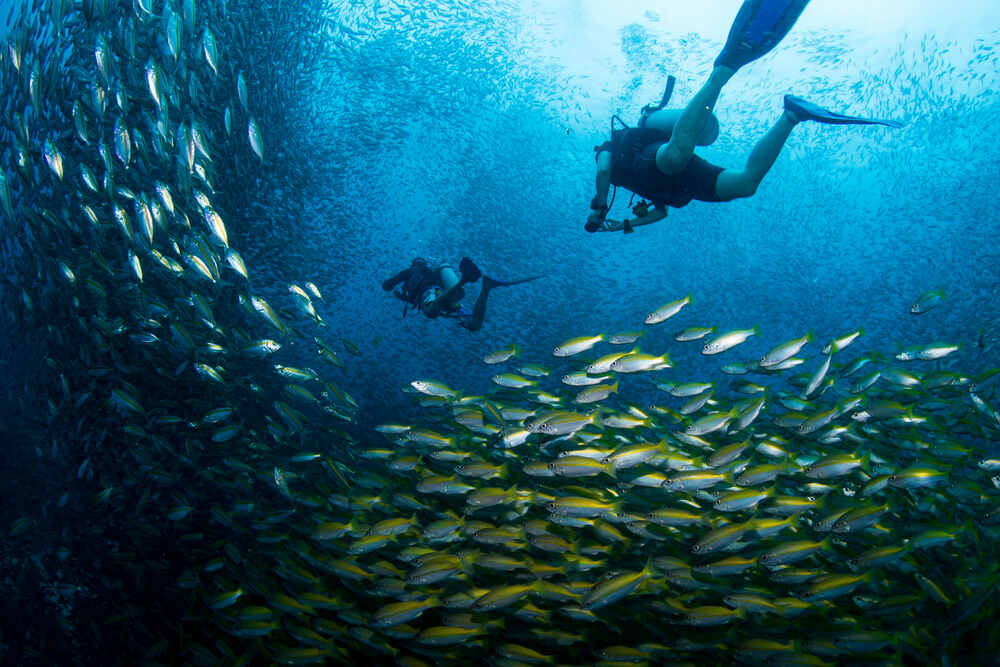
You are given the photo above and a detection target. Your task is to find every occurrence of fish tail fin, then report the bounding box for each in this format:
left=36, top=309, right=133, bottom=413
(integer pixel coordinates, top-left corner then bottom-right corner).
left=859, top=451, right=872, bottom=475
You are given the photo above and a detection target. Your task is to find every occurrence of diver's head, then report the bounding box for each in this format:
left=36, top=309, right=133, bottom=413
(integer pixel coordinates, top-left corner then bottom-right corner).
left=403, top=258, right=430, bottom=303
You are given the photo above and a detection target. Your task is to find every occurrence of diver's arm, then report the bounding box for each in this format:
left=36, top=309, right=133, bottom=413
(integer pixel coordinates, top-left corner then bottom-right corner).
left=592, top=150, right=613, bottom=210
left=586, top=150, right=614, bottom=231
left=381, top=268, right=411, bottom=292
left=595, top=206, right=668, bottom=233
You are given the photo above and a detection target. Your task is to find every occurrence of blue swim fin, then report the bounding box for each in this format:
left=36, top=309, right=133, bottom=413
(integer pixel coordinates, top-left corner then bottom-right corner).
left=784, top=95, right=903, bottom=128
left=715, top=0, right=811, bottom=71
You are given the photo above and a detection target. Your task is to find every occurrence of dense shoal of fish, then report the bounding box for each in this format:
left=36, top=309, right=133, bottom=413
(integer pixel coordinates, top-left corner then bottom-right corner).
left=2, top=1, right=1000, bottom=665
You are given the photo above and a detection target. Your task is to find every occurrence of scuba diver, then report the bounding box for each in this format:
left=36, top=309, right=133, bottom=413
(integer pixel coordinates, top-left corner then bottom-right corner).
left=587, top=0, right=902, bottom=234
left=381, top=257, right=538, bottom=332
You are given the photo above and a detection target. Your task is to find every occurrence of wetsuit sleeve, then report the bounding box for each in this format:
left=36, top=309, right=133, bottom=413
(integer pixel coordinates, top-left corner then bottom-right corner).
left=382, top=268, right=411, bottom=292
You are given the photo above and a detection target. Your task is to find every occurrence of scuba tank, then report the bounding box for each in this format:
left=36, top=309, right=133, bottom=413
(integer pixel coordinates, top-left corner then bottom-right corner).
left=636, top=75, right=720, bottom=146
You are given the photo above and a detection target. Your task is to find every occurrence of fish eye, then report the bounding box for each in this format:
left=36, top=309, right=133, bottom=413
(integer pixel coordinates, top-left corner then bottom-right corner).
left=807, top=496, right=816, bottom=502
left=691, top=545, right=701, bottom=552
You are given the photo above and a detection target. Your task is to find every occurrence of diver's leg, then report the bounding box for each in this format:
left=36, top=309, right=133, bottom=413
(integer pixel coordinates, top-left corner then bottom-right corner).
left=655, top=67, right=736, bottom=175
left=422, top=267, right=463, bottom=318
left=714, top=111, right=796, bottom=200
left=460, top=277, right=498, bottom=332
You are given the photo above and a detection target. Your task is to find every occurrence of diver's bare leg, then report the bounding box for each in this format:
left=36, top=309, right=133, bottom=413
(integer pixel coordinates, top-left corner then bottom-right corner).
left=714, top=111, right=796, bottom=200
left=655, top=66, right=736, bottom=174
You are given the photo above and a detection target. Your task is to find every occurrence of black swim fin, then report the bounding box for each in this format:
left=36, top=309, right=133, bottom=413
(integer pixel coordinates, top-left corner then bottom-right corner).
left=458, top=257, right=482, bottom=284
left=483, top=275, right=542, bottom=289
left=715, top=0, right=811, bottom=71
left=784, top=95, right=903, bottom=128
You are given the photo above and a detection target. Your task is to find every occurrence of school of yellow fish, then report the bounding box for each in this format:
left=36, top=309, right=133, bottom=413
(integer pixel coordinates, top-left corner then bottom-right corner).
left=2, top=1, right=1000, bottom=666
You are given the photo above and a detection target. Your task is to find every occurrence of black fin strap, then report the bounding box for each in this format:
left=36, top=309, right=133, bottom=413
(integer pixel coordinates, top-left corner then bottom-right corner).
left=659, top=75, right=676, bottom=109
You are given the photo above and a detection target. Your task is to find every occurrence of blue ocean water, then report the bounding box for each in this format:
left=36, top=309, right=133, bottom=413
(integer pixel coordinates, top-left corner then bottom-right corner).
left=304, top=0, right=1000, bottom=425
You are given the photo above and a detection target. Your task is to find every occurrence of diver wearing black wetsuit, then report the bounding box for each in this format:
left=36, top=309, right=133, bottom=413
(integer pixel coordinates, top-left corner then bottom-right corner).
left=587, top=0, right=900, bottom=234
left=382, top=257, right=539, bottom=332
